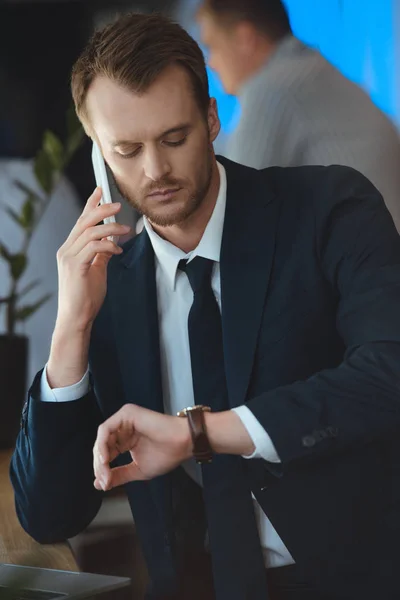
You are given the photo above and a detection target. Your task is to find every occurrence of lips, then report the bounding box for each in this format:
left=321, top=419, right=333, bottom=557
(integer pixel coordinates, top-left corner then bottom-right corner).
left=148, top=187, right=181, bottom=200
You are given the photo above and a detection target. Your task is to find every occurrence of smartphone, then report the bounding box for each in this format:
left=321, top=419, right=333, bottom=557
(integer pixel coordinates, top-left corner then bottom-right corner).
left=91, top=140, right=118, bottom=244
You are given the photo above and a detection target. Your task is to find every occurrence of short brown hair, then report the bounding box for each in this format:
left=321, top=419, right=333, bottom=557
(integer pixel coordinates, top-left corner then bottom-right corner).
left=71, top=12, right=210, bottom=132
left=199, top=0, right=292, bottom=42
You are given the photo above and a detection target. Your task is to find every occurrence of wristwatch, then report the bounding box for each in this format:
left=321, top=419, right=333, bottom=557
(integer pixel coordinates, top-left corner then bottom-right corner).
left=177, top=405, right=213, bottom=464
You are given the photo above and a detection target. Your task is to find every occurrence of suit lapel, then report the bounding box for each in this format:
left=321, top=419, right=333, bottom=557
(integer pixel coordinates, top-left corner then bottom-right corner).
left=107, top=229, right=164, bottom=414
left=219, top=158, right=280, bottom=407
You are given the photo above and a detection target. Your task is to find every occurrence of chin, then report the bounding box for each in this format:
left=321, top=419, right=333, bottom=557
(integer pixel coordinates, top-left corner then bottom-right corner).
left=145, top=197, right=200, bottom=227
left=147, top=209, right=191, bottom=228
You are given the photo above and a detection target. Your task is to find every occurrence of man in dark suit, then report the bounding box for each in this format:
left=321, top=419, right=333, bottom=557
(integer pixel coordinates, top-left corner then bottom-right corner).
left=10, top=12, right=400, bottom=600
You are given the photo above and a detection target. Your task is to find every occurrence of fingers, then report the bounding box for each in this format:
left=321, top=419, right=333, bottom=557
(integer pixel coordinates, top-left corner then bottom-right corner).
left=94, top=462, right=146, bottom=491
left=57, top=191, right=131, bottom=270
left=82, top=186, right=103, bottom=215
left=59, top=239, right=121, bottom=274
left=70, top=222, right=129, bottom=256
left=93, top=428, right=118, bottom=490
left=82, top=186, right=103, bottom=214
left=74, top=237, right=121, bottom=268
left=67, top=204, right=121, bottom=248
left=93, top=406, right=136, bottom=490
left=93, top=447, right=120, bottom=492
left=91, top=248, right=116, bottom=269
left=64, top=187, right=123, bottom=249
left=81, top=186, right=117, bottom=220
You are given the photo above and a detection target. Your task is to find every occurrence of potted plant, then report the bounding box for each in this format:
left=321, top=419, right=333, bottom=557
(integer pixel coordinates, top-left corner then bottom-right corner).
left=0, top=108, right=84, bottom=447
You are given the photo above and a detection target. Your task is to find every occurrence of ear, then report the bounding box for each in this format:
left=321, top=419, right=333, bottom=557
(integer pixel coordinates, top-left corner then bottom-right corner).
left=235, top=21, right=258, bottom=54
left=207, top=98, right=221, bottom=143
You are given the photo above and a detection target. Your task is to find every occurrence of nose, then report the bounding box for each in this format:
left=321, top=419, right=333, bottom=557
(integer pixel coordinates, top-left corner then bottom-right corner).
left=143, top=147, right=171, bottom=182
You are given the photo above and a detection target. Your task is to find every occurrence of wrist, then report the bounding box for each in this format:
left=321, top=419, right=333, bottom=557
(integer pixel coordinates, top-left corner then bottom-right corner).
left=51, top=322, right=92, bottom=357
left=176, top=416, right=193, bottom=461
left=204, top=410, right=256, bottom=456
left=47, top=323, right=92, bottom=388
left=54, top=315, right=93, bottom=338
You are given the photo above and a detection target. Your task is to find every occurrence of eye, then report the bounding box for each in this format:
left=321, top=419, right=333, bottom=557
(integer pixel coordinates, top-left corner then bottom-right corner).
left=118, top=147, right=142, bottom=160
left=163, top=136, right=187, bottom=148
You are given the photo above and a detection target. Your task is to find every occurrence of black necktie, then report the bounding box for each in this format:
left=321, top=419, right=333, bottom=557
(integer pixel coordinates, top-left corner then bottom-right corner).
left=179, top=257, right=269, bottom=600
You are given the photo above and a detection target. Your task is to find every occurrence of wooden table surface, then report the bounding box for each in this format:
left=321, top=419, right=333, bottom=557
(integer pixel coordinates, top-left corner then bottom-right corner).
left=0, top=449, right=78, bottom=571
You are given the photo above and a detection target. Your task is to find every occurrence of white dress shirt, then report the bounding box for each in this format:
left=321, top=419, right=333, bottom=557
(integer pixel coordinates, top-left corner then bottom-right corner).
left=40, top=162, right=294, bottom=568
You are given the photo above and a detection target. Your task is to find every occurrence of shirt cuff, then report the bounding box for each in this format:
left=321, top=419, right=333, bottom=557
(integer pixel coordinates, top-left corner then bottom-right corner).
left=40, top=364, right=90, bottom=402
left=232, top=405, right=281, bottom=463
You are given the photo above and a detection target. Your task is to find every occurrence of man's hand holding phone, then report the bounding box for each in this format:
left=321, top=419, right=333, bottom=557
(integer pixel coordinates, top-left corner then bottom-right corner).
left=56, top=187, right=130, bottom=330
left=46, top=188, right=131, bottom=389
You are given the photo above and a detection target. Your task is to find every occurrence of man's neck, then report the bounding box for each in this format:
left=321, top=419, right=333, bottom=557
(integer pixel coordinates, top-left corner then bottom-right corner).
left=150, top=160, right=221, bottom=254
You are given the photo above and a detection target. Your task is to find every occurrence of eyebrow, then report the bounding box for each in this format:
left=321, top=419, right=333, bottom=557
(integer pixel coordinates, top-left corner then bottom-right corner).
left=112, top=124, right=191, bottom=148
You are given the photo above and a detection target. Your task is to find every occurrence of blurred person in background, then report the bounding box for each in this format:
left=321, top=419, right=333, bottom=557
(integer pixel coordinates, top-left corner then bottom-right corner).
left=10, top=11, right=400, bottom=600
left=196, top=0, right=400, bottom=230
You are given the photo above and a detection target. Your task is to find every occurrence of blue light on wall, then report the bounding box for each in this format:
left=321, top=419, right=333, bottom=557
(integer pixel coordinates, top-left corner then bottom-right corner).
left=284, top=0, right=395, bottom=118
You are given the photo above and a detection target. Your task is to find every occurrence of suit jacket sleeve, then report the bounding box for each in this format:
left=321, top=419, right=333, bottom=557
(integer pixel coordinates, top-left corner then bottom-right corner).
left=10, top=369, right=103, bottom=543
left=247, top=165, right=400, bottom=466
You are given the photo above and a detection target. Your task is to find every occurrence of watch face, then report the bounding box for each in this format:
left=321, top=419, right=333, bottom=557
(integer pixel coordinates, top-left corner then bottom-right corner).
left=176, top=405, right=211, bottom=417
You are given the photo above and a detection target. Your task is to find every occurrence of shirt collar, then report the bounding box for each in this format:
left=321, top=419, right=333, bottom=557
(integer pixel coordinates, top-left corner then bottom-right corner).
left=144, top=161, right=227, bottom=291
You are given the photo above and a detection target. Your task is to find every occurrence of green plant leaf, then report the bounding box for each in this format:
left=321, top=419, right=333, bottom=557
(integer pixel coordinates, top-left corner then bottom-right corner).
left=43, top=130, right=64, bottom=171
left=5, top=207, right=24, bottom=228
left=34, top=148, right=54, bottom=194
left=0, top=242, right=11, bottom=262
left=6, top=199, right=35, bottom=230
left=18, top=279, right=40, bottom=297
left=20, top=197, right=35, bottom=229
left=0, top=247, right=27, bottom=281
left=10, top=253, right=27, bottom=280
left=13, top=180, right=43, bottom=203
left=15, top=293, right=52, bottom=321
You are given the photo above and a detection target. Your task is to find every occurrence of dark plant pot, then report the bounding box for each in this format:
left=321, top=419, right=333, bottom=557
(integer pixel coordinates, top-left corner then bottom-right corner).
left=0, top=335, right=28, bottom=448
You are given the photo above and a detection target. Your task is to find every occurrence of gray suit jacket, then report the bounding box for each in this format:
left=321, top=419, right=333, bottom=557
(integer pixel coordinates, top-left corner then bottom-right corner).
left=225, top=35, right=400, bottom=230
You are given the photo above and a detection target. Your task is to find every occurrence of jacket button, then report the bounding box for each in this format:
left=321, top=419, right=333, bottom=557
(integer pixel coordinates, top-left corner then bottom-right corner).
left=302, top=435, right=316, bottom=448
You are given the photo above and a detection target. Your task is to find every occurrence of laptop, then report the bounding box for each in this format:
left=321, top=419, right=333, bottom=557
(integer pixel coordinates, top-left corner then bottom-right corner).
left=0, top=564, right=131, bottom=600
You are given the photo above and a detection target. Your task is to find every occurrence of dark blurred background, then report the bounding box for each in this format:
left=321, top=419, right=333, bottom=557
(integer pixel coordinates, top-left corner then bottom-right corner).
left=0, top=0, right=180, bottom=202
left=1, top=0, right=398, bottom=203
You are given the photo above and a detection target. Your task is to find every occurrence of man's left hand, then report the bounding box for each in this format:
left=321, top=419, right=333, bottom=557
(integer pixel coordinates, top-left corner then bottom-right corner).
left=93, top=404, right=192, bottom=491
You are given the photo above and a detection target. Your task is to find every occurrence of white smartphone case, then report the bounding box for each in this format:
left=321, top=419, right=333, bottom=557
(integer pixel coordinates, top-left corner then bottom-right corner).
left=91, top=141, right=118, bottom=243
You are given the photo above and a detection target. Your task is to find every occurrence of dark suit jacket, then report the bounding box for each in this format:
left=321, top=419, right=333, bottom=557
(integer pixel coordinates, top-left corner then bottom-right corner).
left=10, top=157, right=400, bottom=600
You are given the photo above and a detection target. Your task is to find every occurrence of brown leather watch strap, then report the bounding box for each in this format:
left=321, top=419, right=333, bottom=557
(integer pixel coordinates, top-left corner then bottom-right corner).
left=177, top=405, right=213, bottom=464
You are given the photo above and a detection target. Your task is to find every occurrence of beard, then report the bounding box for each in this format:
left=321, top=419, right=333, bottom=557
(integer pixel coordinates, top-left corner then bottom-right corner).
left=110, top=146, right=213, bottom=227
